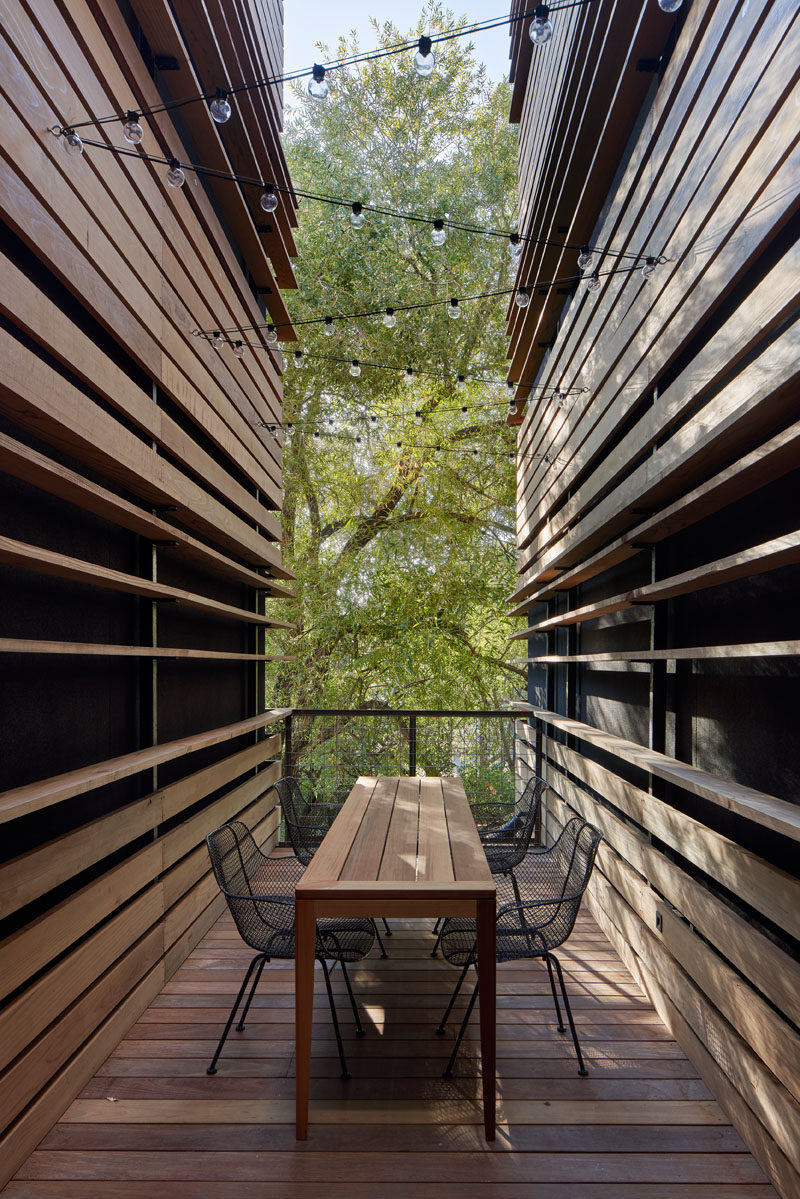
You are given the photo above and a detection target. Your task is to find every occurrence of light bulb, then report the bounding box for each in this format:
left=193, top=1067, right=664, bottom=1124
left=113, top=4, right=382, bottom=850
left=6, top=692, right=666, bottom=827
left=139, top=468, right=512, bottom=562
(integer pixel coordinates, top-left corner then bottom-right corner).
left=355, top=434, right=362, bottom=444
left=370, top=414, right=378, bottom=425
left=448, top=298, right=461, bottom=320
left=434, top=445, right=441, bottom=454
left=293, top=351, right=305, bottom=368
left=396, top=441, right=403, bottom=449
left=313, top=430, right=320, bottom=439
left=455, top=375, right=466, bottom=390
left=323, top=316, right=335, bottom=336
left=212, top=330, right=224, bottom=350
left=308, top=64, right=329, bottom=101
left=508, top=233, right=522, bottom=259
left=641, top=256, right=657, bottom=280
left=508, top=400, right=518, bottom=416
left=413, top=35, right=435, bottom=77
left=350, top=201, right=366, bottom=229
left=63, top=129, right=84, bottom=157
left=328, top=416, right=335, bottom=427
left=233, top=340, right=245, bottom=358
left=383, top=307, right=397, bottom=329
left=461, top=405, right=468, bottom=414
left=577, top=246, right=593, bottom=272
left=431, top=219, right=447, bottom=246
left=265, top=324, right=278, bottom=345
left=210, top=89, right=232, bottom=124
left=414, top=410, right=423, bottom=425
left=586, top=271, right=601, bottom=293
left=287, top=423, right=294, bottom=432
left=657, top=0, right=683, bottom=10
left=403, top=367, right=414, bottom=384
left=515, top=287, right=530, bottom=309
left=123, top=112, right=143, bottom=145
left=471, top=447, right=479, bottom=458
left=350, top=360, right=361, bottom=377
left=166, top=158, right=185, bottom=188
left=261, top=186, right=278, bottom=212
left=529, top=4, right=553, bottom=45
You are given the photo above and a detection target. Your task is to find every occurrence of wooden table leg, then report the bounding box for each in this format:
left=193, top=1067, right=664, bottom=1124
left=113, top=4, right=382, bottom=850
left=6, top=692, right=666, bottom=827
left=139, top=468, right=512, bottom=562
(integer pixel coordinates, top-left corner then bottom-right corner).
left=295, top=897, right=316, bottom=1140
left=475, top=895, right=496, bottom=1141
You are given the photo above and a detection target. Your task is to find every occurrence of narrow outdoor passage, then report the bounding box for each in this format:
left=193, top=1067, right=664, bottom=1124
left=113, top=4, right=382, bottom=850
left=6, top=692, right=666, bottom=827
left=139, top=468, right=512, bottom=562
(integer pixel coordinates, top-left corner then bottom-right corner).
left=5, top=914, right=774, bottom=1197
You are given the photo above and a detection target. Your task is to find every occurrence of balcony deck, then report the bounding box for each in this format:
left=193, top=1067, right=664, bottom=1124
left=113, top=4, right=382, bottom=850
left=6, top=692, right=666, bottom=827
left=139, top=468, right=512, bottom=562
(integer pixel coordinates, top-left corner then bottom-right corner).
left=4, top=913, right=774, bottom=1198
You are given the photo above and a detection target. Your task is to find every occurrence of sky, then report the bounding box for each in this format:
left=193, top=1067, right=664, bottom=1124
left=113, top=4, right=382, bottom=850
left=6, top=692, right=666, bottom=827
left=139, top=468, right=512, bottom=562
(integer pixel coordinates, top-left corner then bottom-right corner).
left=283, top=1, right=514, bottom=90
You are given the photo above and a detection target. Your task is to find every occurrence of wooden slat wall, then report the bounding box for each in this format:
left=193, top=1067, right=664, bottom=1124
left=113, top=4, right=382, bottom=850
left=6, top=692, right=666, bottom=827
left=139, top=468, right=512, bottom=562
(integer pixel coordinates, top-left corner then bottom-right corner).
left=510, top=1, right=800, bottom=1194
left=0, top=0, right=296, bottom=1184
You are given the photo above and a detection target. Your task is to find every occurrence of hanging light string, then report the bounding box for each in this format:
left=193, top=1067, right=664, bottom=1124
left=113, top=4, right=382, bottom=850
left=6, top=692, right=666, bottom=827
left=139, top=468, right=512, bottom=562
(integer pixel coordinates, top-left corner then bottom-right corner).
left=198, top=258, right=660, bottom=348
left=222, top=340, right=591, bottom=399
left=53, top=132, right=663, bottom=271
left=256, top=423, right=563, bottom=467
left=54, top=1, right=599, bottom=134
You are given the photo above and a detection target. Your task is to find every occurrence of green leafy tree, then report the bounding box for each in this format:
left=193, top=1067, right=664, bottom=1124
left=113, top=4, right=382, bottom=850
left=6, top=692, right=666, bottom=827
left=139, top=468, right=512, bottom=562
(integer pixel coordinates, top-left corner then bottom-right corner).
left=266, top=6, right=524, bottom=747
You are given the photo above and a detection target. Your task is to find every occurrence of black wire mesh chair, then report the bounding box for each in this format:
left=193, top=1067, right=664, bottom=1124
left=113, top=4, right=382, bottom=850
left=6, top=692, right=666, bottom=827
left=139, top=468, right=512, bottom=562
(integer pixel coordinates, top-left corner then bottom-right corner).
left=431, top=774, right=546, bottom=955
left=434, top=817, right=603, bottom=1078
left=271, top=775, right=391, bottom=956
left=205, top=820, right=375, bottom=1080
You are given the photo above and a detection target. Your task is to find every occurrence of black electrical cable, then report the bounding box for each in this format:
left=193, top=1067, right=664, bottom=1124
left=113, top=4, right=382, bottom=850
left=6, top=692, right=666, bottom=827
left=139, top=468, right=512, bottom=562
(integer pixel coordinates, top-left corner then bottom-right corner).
left=57, top=1, right=599, bottom=132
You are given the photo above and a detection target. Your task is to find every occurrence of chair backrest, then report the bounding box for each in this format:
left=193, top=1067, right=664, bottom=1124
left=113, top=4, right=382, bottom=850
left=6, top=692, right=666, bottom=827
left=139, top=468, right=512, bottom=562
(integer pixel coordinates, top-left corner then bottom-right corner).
left=482, top=774, right=546, bottom=868
left=497, top=818, right=603, bottom=958
left=271, top=775, right=327, bottom=866
left=206, top=821, right=296, bottom=952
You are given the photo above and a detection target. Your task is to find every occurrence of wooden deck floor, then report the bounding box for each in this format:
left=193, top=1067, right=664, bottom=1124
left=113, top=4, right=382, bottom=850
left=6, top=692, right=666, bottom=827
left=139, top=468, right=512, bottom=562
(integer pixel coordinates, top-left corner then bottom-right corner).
left=4, top=912, right=775, bottom=1198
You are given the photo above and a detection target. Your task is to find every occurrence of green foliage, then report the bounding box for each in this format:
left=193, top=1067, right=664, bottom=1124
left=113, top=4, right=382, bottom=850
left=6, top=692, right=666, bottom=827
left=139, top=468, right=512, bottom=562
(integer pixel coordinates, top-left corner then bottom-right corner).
left=266, top=5, right=524, bottom=716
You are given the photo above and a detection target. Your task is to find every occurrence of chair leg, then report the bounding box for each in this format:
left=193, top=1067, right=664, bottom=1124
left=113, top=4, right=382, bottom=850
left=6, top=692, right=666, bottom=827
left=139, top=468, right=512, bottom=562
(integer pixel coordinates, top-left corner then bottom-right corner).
left=435, top=957, right=472, bottom=1035
left=544, top=953, right=565, bottom=1033
left=372, top=920, right=389, bottom=959
left=206, top=952, right=268, bottom=1075
left=320, top=957, right=351, bottom=1081
left=430, top=923, right=444, bottom=958
left=237, top=956, right=269, bottom=1031
left=442, top=978, right=479, bottom=1079
left=549, top=952, right=588, bottom=1076
left=382, top=918, right=393, bottom=936
left=340, top=959, right=366, bottom=1035
left=432, top=918, right=441, bottom=935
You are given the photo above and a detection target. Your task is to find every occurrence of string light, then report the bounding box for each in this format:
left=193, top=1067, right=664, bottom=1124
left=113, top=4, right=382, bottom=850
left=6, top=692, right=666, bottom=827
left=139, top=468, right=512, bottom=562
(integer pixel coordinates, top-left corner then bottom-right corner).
left=261, top=185, right=278, bottom=212
left=515, top=286, right=530, bottom=309
left=63, top=130, right=83, bottom=156
left=509, top=234, right=522, bottom=259
left=265, top=325, right=278, bottom=345
left=350, top=201, right=366, bottom=229
left=122, top=112, right=143, bottom=144
left=293, top=350, right=306, bottom=368
left=233, top=340, right=245, bottom=358
left=657, top=0, right=682, bottom=10
left=529, top=4, right=553, bottom=45
left=350, top=359, right=362, bottom=377
left=57, top=5, right=600, bottom=140
left=196, top=261, right=649, bottom=341
left=413, top=35, right=436, bottom=76
left=641, top=256, right=657, bottom=279
left=431, top=219, right=447, bottom=246
left=577, top=247, right=593, bottom=272
left=448, top=298, right=461, bottom=320
left=586, top=271, right=601, bottom=292
left=53, top=131, right=659, bottom=271
left=308, top=64, right=330, bottom=101
left=210, top=88, right=232, bottom=123
left=383, top=307, right=397, bottom=329
left=166, top=158, right=185, bottom=188
left=212, top=330, right=224, bottom=349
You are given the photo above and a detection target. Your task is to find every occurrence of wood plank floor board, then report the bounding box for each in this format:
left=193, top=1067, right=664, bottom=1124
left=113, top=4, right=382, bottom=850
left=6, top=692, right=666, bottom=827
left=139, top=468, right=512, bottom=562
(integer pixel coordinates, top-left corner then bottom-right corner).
left=5, top=916, right=774, bottom=1197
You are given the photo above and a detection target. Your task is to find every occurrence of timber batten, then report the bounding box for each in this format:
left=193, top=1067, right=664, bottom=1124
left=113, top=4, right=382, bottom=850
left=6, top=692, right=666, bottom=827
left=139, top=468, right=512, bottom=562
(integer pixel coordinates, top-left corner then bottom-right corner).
left=510, top=0, right=800, bottom=1194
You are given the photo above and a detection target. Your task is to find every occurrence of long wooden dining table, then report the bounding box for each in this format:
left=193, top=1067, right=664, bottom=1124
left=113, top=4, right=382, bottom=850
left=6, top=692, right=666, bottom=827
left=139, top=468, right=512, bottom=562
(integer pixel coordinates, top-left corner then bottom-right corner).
left=294, top=774, right=497, bottom=1140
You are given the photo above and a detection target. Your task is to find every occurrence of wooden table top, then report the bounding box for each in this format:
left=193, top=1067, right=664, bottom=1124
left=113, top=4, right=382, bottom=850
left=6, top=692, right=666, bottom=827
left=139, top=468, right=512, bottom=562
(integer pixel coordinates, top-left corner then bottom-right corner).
left=295, top=776, right=494, bottom=899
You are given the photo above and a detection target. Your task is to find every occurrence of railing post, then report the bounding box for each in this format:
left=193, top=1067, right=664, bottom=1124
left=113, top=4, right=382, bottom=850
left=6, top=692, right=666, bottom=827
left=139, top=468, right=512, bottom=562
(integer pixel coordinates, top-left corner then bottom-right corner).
left=409, top=714, right=417, bottom=777
left=535, top=717, right=543, bottom=779
left=283, top=712, right=293, bottom=777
